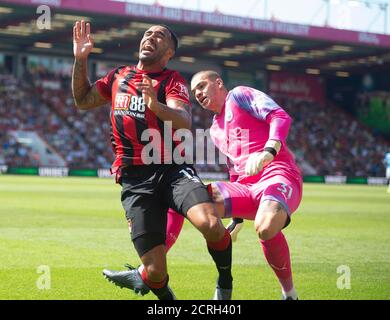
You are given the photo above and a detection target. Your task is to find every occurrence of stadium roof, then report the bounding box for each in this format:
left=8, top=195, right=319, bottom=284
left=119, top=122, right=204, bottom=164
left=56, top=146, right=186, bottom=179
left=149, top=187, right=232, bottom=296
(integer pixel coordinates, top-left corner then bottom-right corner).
left=1, top=0, right=390, bottom=76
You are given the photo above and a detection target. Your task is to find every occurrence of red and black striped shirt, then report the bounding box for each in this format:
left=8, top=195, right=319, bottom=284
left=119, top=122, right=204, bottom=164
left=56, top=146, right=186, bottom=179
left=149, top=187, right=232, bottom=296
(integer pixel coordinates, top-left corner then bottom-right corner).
left=96, top=65, right=191, bottom=173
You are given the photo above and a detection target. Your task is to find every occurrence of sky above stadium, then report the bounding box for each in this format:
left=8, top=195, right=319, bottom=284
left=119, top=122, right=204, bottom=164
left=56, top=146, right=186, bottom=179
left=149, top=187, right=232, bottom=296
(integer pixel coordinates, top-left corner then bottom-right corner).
left=115, top=0, right=390, bottom=35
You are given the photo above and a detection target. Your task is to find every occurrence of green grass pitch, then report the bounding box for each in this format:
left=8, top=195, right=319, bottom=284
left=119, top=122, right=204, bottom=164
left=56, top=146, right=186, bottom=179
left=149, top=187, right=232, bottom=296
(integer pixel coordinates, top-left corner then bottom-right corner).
left=0, top=175, right=389, bottom=300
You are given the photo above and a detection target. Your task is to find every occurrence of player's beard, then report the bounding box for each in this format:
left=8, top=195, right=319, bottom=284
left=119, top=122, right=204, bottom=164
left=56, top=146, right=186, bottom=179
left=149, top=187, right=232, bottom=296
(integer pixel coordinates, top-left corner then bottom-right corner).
left=139, top=47, right=168, bottom=66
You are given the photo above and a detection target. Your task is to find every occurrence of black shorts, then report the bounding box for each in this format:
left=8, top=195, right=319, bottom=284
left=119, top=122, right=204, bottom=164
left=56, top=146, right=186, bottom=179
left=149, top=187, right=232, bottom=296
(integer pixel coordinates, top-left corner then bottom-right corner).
left=120, top=164, right=211, bottom=241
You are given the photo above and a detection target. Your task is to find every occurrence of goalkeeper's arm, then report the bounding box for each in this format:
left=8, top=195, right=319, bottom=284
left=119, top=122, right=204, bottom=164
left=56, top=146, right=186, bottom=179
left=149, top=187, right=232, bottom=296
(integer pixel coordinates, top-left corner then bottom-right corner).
left=245, top=109, right=291, bottom=176
left=245, top=139, right=282, bottom=176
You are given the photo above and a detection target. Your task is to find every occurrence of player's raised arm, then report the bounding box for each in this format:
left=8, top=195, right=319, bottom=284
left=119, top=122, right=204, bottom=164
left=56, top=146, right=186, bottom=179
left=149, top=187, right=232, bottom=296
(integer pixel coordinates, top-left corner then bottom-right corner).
left=72, top=20, right=107, bottom=110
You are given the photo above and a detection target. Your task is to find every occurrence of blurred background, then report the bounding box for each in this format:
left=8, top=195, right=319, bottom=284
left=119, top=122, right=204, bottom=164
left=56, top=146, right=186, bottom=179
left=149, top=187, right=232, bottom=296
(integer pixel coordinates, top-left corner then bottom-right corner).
left=0, top=0, right=389, bottom=183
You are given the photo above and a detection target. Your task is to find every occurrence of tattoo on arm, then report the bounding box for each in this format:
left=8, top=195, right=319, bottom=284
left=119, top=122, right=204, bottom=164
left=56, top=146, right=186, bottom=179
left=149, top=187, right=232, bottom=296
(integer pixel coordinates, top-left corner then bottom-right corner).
left=173, top=102, right=192, bottom=128
left=162, top=99, right=192, bottom=129
left=170, top=101, right=191, bottom=118
left=72, top=59, right=107, bottom=109
left=181, top=103, right=192, bottom=119
left=72, top=59, right=89, bottom=106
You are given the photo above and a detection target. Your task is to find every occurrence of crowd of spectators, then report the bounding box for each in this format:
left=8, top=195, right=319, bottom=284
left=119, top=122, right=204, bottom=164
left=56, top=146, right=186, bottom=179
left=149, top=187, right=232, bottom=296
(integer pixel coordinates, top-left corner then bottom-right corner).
left=0, top=131, right=38, bottom=167
left=274, top=94, right=389, bottom=177
left=0, top=70, right=389, bottom=177
left=0, top=72, right=112, bottom=168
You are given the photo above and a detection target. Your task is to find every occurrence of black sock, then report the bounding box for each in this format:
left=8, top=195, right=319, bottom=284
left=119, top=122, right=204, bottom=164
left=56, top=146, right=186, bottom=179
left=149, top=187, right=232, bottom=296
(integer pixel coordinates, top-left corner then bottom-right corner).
left=147, top=276, right=175, bottom=300
left=207, top=238, right=233, bottom=289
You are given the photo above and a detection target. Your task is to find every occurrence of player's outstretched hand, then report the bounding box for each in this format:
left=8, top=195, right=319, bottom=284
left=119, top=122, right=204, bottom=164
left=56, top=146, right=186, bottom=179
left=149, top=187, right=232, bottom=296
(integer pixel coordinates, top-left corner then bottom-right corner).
left=73, top=20, right=94, bottom=59
left=245, top=151, right=274, bottom=176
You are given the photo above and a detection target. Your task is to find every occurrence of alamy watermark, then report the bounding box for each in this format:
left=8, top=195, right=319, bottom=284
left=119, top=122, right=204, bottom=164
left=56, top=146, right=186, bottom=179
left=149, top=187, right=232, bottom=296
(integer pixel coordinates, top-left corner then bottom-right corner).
left=336, top=265, right=351, bottom=290
left=36, top=265, right=51, bottom=290
left=139, top=121, right=250, bottom=167
left=36, top=5, right=51, bottom=30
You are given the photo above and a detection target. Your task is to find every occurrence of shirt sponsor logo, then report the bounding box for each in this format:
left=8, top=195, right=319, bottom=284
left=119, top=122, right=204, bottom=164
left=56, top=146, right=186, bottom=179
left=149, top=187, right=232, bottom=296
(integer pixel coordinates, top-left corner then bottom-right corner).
left=114, top=94, right=146, bottom=119
left=114, top=94, right=131, bottom=110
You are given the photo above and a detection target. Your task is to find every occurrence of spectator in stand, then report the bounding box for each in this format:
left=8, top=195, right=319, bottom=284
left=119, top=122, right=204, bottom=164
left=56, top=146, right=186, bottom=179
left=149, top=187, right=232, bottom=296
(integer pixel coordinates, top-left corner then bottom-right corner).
left=0, top=70, right=389, bottom=176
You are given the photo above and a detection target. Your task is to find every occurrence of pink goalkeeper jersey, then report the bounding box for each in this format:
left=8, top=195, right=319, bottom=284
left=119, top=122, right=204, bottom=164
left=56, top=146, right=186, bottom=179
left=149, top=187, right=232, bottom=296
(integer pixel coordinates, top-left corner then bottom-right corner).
left=210, top=86, right=302, bottom=184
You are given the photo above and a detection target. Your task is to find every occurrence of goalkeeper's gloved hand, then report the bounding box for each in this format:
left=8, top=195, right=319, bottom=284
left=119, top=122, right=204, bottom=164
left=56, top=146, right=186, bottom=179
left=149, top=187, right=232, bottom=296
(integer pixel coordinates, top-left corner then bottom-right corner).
left=245, top=140, right=281, bottom=176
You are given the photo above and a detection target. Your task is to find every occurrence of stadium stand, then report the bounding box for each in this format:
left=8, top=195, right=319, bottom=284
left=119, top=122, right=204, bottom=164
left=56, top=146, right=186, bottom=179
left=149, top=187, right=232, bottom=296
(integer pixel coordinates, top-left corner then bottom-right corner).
left=0, top=67, right=388, bottom=177
left=356, top=90, right=390, bottom=138
left=275, top=95, right=389, bottom=177
left=0, top=131, right=38, bottom=167
left=0, top=0, right=389, bottom=180
left=0, top=71, right=112, bottom=169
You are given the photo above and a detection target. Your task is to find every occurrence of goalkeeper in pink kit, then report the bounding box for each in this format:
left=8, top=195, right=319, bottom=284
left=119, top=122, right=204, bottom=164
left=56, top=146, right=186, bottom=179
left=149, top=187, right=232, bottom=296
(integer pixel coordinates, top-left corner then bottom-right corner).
left=137, top=70, right=302, bottom=299
left=164, top=70, right=302, bottom=300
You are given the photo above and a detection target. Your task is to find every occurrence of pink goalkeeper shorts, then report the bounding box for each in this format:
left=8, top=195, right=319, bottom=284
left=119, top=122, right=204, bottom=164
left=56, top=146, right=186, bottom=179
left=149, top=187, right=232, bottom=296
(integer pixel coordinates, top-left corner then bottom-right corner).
left=213, top=174, right=302, bottom=221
